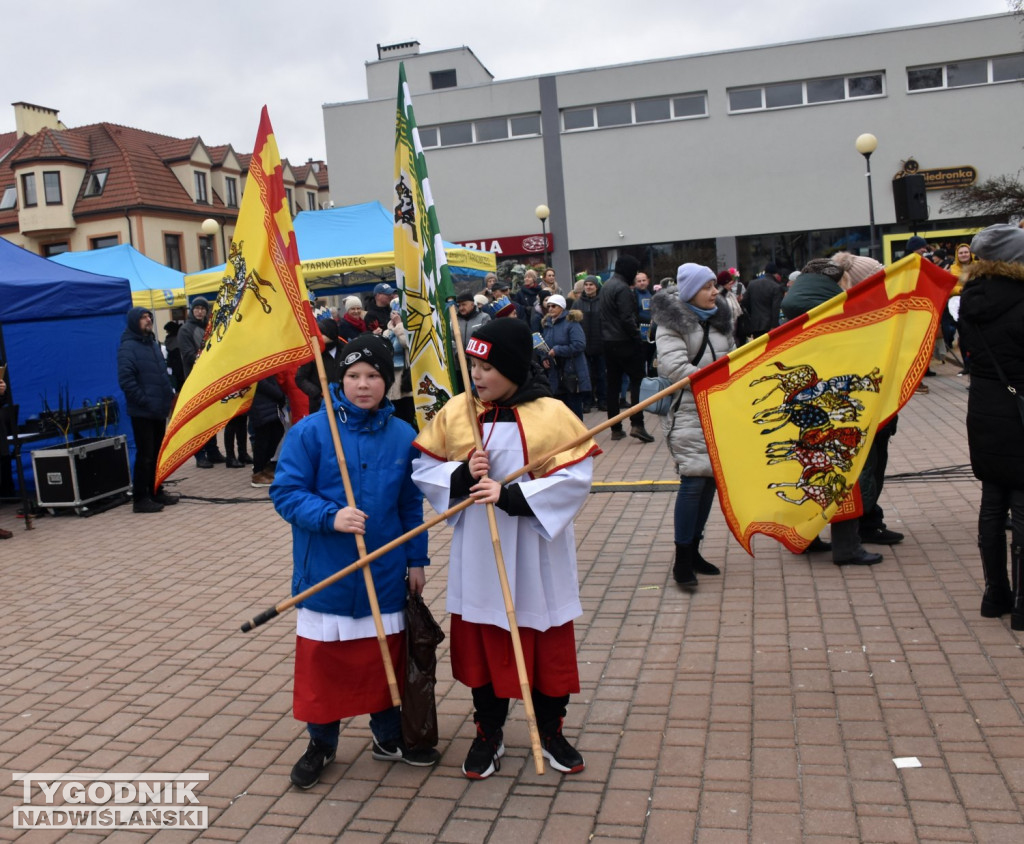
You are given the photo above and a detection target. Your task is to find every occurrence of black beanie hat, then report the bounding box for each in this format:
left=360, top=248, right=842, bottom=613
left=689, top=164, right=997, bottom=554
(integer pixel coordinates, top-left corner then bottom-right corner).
left=465, top=318, right=533, bottom=386
left=614, top=255, right=640, bottom=284
left=339, top=334, right=395, bottom=391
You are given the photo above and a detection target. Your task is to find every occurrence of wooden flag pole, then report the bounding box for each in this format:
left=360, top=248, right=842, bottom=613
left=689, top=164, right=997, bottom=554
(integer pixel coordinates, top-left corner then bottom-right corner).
left=308, top=334, right=401, bottom=707
left=241, top=373, right=691, bottom=631
left=447, top=304, right=545, bottom=774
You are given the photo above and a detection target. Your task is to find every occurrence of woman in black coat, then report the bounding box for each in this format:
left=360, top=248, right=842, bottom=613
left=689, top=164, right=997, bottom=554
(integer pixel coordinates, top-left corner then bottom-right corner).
left=956, top=224, right=1024, bottom=630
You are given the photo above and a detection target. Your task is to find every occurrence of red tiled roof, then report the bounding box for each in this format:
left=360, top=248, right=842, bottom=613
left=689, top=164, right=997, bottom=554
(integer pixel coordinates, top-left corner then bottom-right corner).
left=0, top=120, right=328, bottom=232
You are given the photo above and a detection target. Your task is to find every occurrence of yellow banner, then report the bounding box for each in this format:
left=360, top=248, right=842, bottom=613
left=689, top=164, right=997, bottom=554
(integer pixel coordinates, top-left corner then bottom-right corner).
left=156, top=108, right=317, bottom=488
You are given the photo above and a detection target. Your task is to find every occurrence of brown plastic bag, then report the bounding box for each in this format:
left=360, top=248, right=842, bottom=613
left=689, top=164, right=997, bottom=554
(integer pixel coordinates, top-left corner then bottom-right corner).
left=400, top=591, right=445, bottom=750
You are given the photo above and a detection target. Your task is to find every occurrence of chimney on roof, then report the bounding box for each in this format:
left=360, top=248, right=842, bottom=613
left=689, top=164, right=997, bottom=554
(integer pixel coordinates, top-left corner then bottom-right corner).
left=377, top=40, right=420, bottom=60
left=12, top=102, right=65, bottom=139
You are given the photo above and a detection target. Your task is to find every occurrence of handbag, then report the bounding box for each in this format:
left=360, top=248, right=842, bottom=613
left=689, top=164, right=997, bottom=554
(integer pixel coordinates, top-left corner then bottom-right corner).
left=966, top=320, right=1024, bottom=426
left=642, top=322, right=713, bottom=415
left=558, top=358, right=580, bottom=394
left=400, top=590, right=445, bottom=750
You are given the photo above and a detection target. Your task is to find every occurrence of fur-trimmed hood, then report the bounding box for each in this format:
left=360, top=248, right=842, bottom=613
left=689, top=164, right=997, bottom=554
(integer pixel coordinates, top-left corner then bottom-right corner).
left=959, top=259, right=1024, bottom=326
left=960, top=258, right=1024, bottom=285
left=541, top=307, right=583, bottom=329
left=650, top=289, right=735, bottom=337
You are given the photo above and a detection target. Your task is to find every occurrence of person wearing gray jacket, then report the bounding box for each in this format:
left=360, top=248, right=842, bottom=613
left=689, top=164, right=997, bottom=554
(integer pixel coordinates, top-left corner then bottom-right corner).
left=455, top=291, right=491, bottom=348
left=651, top=264, right=736, bottom=587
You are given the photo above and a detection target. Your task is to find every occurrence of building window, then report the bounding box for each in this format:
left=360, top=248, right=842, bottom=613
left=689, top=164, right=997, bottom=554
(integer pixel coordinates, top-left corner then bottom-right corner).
left=510, top=115, right=541, bottom=136
left=83, top=169, right=108, bottom=196
left=596, top=102, right=632, bottom=127
left=21, top=173, right=37, bottom=207
left=194, top=171, right=208, bottom=203
left=419, top=114, right=543, bottom=149
left=430, top=69, right=457, bottom=90
left=475, top=117, right=510, bottom=142
left=908, top=54, right=1024, bottom=91
left=306, top=191, right=317, bottom=211
left=562, top=93, right=708, bottom=131
left=285, top=188, right=294, bottom=215
left=90, top=235, right=120, bottom=249
left=199, top=234, right=216, bottom=269
left=225, top=176, right=238, bottom=207
left=43, top=171, right=62, bottom=205
left=728, top=72, right=884, bottom=112
left=439, top=122, right=473, bottom=146
left=43, top=242, right=69, bottom=257
left=0, top=185, right=15, bottom=210
left=164, top=233, right=182, bottom=270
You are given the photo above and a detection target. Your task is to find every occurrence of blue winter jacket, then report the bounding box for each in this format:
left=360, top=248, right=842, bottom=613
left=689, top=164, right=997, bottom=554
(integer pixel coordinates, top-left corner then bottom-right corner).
left=541, top=309, right=591, bottom=394
left=270, top=384, right=428, bottom=617
left=117, top=306, right=174, bottom=420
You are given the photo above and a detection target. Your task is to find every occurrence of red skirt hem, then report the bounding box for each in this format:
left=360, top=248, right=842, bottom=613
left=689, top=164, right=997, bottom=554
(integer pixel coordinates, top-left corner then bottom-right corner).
left=449, top=615, right=580, bottom=699
left=293, top=633, right=406, bottom=724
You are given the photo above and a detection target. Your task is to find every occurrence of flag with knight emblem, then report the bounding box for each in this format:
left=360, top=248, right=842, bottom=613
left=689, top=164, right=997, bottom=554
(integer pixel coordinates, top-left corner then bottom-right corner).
left=393, top=62, right=457, bottom=428
left=155, top=107, right=318, bottom=489
left=688, top=254, right=955, bottom=554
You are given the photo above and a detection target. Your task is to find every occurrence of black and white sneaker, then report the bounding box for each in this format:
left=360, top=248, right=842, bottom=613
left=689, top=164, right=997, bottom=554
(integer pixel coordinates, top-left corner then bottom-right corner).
left=462, top=726, right=505, bottom=780
left=371, top=738, right=440, bottom=767
left=541, top=731, right=585, bottom=774
left=290, top=740, right=336, bottom=789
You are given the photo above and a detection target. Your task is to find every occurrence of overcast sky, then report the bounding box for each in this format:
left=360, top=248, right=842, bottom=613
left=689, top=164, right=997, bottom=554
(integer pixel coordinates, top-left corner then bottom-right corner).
left=3, top=0, right=1016, bottom=165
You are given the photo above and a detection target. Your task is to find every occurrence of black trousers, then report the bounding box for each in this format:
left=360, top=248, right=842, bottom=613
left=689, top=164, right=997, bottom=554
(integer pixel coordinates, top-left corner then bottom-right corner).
left=252, top=419, right=284, bottom=473
left=604, top=339, right=645, bottom=431
left=224, top=414, right=248, bottom=458
left=472, top=682, right=569, bottom=738
left=130, top=416, right=166, bottom=500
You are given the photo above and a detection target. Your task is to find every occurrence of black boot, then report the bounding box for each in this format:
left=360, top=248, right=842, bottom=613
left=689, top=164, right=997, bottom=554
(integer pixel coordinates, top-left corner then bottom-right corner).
left=1011, top=545, right=1024, bottom=632
left=979, top=536, right=1013, bottom=618
left=692, top=536, right=721, bottom=575
left=673, top=543, right=698, bottom=588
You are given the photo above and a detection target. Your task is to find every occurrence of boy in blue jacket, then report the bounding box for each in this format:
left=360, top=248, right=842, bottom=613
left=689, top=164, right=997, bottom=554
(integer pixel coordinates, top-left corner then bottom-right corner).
left=270, top=334, right=435, bottom=789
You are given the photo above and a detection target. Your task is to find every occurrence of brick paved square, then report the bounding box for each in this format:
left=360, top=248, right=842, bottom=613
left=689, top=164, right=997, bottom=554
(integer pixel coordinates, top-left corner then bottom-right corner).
left=1, top=373, right=1022, bottom=839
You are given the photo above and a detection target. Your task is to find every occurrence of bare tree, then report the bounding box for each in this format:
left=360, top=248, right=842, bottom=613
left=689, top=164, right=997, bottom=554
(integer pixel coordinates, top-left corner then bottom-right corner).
left=941, top=173, right=1024, bottom=219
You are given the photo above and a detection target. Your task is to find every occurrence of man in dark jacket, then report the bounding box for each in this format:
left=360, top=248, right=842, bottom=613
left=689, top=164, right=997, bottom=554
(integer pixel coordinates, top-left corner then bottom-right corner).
left=599, top=255, right=653, bottom=442
left=572, top=275, right=605, bottom=412
left=296, top=318, right=343, bottom=414
left=455, top=290, right=491, bottom=348
left=117, top=307, right=177, bottom=513
left=178, top=297, right=225, bottom=467
left=364, top=283, right=397, bottom=333
left=780, top=259, right=884, bottom=567
left=743, top=263, right=786, bottom=340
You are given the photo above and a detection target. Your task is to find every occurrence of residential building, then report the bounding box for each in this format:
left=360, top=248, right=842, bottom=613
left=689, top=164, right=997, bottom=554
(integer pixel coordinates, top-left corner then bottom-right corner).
left=323, top=13, right=1024, bottom=281
left=0, top=102, right=329, bottom=275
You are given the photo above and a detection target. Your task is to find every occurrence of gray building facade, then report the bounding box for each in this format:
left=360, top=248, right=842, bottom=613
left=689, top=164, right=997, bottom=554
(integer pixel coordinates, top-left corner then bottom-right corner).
left=324, top=14, right=1024, bottom=281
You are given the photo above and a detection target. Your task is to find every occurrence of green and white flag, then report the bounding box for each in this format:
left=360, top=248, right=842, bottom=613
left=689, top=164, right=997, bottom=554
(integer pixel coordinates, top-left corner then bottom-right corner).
left=393, top=62, right=457, bottom=427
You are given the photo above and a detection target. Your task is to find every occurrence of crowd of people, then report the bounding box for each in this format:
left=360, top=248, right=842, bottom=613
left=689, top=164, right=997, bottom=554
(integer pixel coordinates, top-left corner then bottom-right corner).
left=103, top=220, right=1024, bottom=792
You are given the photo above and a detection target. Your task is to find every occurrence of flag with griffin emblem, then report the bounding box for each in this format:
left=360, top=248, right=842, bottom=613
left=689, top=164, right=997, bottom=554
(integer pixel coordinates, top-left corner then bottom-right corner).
left=687, top=254, right=955, bottom=554
left=155, top=107, right=318, bottom=489
left=393, top=62, right=457, bottom=428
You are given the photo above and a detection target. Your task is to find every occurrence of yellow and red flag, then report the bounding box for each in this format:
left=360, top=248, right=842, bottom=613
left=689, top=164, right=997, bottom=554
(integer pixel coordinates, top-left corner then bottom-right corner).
left=155, top=107, right=318, bottom=489
left=690, top=255, right=955, bottom=554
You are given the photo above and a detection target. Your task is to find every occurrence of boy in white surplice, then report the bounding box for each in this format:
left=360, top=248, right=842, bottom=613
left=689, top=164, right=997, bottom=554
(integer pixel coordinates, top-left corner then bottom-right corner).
left=412, top=318, right=600, bottom=779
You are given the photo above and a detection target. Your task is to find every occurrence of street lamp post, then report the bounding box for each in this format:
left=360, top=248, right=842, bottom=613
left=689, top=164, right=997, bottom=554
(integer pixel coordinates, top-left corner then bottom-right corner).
left=201, top=217, right=220, bottom=268
left=855, top=133, right=878, bottom=261
left=535, top=204, right=550, bottom=269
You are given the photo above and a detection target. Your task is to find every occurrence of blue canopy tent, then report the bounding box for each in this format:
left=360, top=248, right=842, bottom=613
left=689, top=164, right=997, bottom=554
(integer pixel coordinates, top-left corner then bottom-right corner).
left=184, top=200, right=496, bottom=297
left=0, top=238, right=134, bottom=493
left=50, top=244, right=186, bottom=309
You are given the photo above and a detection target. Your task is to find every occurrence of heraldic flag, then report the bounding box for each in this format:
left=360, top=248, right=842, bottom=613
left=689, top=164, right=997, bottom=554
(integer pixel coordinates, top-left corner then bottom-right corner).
left=155, top=107, right=318, bottom=490
left=688, top=254, right=955, bottom=554
left=393, top=62, right=457, bottom=428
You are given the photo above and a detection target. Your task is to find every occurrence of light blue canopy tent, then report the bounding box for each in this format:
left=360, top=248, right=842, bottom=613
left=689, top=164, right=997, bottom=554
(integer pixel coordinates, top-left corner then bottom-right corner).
left=51, top=244, right=186, bottom=309
left=185, top=201, right=495, bottom=296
